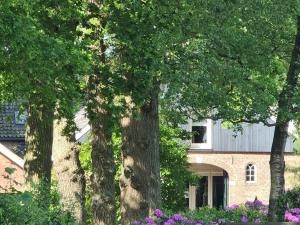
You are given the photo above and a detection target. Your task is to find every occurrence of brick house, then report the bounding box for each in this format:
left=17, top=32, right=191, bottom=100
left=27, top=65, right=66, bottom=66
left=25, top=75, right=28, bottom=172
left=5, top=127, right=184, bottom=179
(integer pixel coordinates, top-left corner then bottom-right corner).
left=184, top=119, right=300, bottom=209
left=0, top=106, right=90, bottom=191
left=0, top=104, right=25, bottom=192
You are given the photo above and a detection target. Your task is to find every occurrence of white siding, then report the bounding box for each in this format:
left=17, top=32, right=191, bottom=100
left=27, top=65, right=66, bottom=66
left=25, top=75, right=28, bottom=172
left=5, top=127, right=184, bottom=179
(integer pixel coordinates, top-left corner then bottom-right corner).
left=210, top=120, right=293, bottom=152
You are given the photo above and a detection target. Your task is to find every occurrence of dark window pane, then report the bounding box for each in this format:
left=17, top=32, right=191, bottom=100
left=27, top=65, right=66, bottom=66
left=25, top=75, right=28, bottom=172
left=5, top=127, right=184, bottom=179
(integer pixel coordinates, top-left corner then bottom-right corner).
left=192, top=126, right=207, bottom=143
left=251, top=170, right=255, bottom=175
left=196, top=176, right=208, bottom=208
left=246, top=176, right=250, bottom=181
left=246, top=171, right=250, bottom=175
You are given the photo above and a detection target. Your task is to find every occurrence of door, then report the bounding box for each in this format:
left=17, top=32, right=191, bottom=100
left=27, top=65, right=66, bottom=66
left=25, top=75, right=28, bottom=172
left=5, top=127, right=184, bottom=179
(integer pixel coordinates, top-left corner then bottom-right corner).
left=213, top=176, right=224, bottom=209
left=196, top=176, right=208, bottom=208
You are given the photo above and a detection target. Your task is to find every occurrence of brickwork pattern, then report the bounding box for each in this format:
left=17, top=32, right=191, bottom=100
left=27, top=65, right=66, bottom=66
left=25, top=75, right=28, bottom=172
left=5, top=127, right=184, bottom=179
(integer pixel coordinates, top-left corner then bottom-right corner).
left=0, top=153, right=24, bottom=192
left=188, top=152, right=300, bottom=205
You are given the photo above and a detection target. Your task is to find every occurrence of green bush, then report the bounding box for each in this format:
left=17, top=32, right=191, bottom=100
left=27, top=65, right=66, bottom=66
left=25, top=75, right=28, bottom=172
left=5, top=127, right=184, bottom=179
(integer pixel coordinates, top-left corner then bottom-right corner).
left=0, top=169, right=76, bottom=225
left=277, top=186, right=300, bottom=221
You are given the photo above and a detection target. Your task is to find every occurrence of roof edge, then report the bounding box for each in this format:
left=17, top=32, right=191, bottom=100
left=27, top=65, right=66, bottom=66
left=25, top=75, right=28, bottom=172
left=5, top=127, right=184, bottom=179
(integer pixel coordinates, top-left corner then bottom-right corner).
left=75, top=124, right=90, bottom=142
left=0, top=143, right=24, bottom=168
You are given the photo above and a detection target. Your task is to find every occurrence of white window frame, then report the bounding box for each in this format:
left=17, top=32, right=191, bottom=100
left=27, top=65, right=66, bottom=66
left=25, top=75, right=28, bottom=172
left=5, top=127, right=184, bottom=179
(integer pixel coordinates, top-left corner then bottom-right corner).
left=245, top=163, right=257, bottom=183
left=189, top=119, right=212, bottom=150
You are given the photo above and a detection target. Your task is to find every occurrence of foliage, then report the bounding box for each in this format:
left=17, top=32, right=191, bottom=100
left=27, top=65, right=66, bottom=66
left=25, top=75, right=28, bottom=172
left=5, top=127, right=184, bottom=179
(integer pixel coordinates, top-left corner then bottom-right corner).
left=134, top=199, right=269, bottom=225
left=0, top=169, right=76, bottom=225
left=160, top=120, right=197, bottom=212
left=79, top=120, right=195, bottom=223
left=163, top=0, right=298, bottom=124
left=277, top=187, right=300, bottom=221
left=0, top=0, right=87, bottom=133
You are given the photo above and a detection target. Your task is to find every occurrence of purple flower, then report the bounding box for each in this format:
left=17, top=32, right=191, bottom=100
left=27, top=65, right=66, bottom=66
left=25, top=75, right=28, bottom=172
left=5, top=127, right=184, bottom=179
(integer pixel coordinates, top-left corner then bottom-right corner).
left=291, top=208, right=300, bottom=215
left=241, top=217, right=248, bottom=223
left=172, top=214, right=185, bottom=221
left=259, top=209, right=268, bottom=215
left=254, top=199, right=263, bottom=207
left=195, top=223, right=202, bottom=225
left=145, top=217, right=154, bottom=223
left=226, top=204, right=240, bottom=210
left=254, top=218, right=261, bottom=223
left=245, top=201, right=254, bottom=207
left=133, top=221, right=142, bottom=225
left=153, top=209, right=164, bottom=217
left=164, top=219, right=175, bottom=225
left=285, top=211, right=300, bottom=222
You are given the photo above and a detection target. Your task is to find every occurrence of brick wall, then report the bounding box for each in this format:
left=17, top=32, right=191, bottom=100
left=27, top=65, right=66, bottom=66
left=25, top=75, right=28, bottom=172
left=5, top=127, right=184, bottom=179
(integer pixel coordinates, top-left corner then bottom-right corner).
left=188, top=152, right=300, bottom=205
left=0, top=153, right=24, bottom=192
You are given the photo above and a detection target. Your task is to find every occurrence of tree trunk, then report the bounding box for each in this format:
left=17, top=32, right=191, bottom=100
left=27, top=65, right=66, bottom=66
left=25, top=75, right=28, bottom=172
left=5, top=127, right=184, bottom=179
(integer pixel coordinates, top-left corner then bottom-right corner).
left=87, top=97, right=116, bottom=225
left=120, top=86, right=161, bottom=225
left=268, top=15, right=300, bottom=221
left=52, top=119, right=86, bottom=225
left=24, top=105, right=54, bottom=209
left=24, top=105, right=54, bottom=186
left=85, top=4, right=117, bottom=221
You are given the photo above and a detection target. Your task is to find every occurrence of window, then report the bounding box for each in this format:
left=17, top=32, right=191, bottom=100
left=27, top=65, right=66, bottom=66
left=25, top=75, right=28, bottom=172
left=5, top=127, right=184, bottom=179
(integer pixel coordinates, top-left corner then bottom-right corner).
left=190, top=120, right=212, bottom=149
left=192, top=126, right=207, bottom=143
left=246, top=163, right=256, bottom=183
left=14, top=111, right=26, bottom=125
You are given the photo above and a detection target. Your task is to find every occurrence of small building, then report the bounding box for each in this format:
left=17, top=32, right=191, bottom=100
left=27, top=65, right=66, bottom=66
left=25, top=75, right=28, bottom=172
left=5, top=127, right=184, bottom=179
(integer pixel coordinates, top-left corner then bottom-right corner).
left=0, top=104, right=25, bottom=192
left=0, top=105, right=89, bottom=191
left=185, top=119, right=300, bottom=209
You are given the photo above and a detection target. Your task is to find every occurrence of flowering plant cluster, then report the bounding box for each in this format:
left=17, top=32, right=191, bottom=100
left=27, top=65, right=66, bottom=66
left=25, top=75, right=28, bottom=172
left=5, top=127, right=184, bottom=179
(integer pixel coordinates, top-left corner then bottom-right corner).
left=133, top=199, right=268, bottom=225
left=277, top=187, right=300, bottom=221
left=284, top=208, right=300, bottom=222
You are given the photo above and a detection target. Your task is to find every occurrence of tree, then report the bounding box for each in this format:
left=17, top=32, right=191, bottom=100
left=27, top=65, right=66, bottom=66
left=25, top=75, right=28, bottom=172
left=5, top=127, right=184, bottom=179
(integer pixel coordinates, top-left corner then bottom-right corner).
left=52, top=118, right=86, bottom=225
left=268, top=15, right=300, bottom=221
left=0, top=0, right=84, bottom=192
left=162, top=0, right=300, bottom=221
left=107, top=1, right=202, bottom=223
left=81, top=1, right=118, bottom=224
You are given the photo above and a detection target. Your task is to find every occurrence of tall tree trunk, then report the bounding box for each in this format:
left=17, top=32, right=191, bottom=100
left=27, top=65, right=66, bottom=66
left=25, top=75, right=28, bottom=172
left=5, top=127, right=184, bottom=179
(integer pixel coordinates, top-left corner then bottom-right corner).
left=24, top=105, right=54, bottom=186
left=52, top=119, right=86, bottom=225
left=120, top=86, right=161, bottom=225
left=24, top=105, right=54, bottom=209
left=87, top=97, right=116, bottom=225
left=268, top=15, right=300, bottom=221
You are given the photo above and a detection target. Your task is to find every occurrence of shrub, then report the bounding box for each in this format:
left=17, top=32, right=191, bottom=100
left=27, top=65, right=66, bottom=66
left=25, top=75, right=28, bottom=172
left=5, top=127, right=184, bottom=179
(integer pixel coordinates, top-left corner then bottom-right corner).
left=133, top=199, right=268, bottom=225
left=277, top=187, right=300, bottom=222
left=0, top=168, right=76, bottom=225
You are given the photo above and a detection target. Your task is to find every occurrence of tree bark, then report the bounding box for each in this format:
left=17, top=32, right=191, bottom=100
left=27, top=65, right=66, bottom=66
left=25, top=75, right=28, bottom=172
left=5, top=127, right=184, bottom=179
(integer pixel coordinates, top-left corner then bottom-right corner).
left=268, top=15, right=300, bottom=221
left=52, top=119, right=86, bottom=225
left=120, top=86, right=161, bottom=225
left=87, top=96, right=116, bottom=225
left=84, top=0, right=117, bottom=223
left=24, top=105, right=54, bottom=186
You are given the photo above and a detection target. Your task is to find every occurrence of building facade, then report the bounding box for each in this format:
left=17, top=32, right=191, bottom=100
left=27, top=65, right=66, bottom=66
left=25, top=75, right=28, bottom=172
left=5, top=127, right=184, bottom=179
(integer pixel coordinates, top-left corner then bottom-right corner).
left=185, top=119, right=300, bottom=209
left=0, top=104, right=25, bottom=192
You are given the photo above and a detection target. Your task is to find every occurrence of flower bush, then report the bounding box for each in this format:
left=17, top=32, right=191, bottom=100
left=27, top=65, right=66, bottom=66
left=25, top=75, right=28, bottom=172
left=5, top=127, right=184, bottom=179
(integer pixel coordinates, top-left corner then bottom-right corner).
left=277, top=187, right=300, bottom=222
left=133, top=199, right=268, bottom=225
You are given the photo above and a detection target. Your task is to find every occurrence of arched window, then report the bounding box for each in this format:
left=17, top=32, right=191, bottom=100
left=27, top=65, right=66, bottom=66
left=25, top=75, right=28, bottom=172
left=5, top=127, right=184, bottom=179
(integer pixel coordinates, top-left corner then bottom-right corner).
left=246, top=163, right=256, bottom=182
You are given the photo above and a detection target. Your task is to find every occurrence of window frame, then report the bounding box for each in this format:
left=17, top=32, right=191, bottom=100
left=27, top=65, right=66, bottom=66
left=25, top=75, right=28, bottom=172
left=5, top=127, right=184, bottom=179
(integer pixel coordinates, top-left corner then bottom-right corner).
left=190, top=119, right=212, bottom=150
left=245, top=163, right=257, bottom=183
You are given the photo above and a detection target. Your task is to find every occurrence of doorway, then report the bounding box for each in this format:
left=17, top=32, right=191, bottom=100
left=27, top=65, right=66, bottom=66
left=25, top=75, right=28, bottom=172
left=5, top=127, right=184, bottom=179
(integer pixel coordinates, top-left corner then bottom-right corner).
left=189, top=171, right=228, bottom=209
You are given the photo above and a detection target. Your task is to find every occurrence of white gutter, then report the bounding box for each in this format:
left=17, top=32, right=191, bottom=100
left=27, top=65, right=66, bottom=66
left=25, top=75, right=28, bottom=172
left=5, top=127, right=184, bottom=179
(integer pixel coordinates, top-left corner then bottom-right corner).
left=0, top=143, right=24, bottom=168
left=75, top=124, right=91, bottom=141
